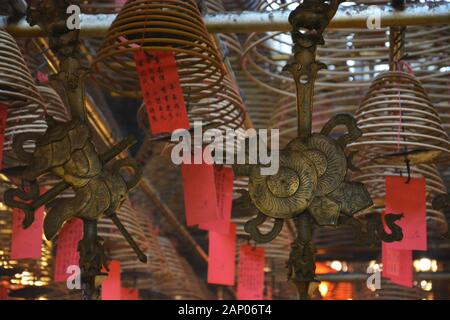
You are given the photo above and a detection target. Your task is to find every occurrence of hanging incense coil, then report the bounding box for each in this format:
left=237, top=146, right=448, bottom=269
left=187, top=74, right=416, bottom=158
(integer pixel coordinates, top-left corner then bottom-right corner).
left=270, top=90, right=361, bottom=147
left=156, top=236, right=210, bottom=299
left=0, top=30, right=47, bottom=111
left=352, top=160, right=448, bottom=237
left=404, top=26, right=450, bottom=128
left=363, top=280, right=425, bottom=300
left=241, top=0, right=388, bottom=97
left=348, top=71, right=450, bottom=165
left=240, top=2, right=450, bottom=139
left=234, top=69, right=276, bottom=129
left=136, top=71, right=246, bottom=133
left=93, top=0, right=223, bottom=96
left=2, top=100, right=46, bottom=168
left=93, top=0, right=245, bottom=132
left=98, top=199, right=169, bottom=281
left=37, top=86, right=71, bottom=123
left=0, top=31, right=48, bottom=169
left=313, top=225, right=358, bottom=249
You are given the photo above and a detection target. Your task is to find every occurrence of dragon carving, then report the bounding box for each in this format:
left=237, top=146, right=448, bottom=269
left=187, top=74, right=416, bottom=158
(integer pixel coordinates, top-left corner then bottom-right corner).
left=3, top=0, right=146, bottom=299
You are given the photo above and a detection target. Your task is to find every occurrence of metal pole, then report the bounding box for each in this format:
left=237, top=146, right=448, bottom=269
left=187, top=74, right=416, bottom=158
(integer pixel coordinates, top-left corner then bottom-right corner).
left=1, top=2, right=449, bottom=37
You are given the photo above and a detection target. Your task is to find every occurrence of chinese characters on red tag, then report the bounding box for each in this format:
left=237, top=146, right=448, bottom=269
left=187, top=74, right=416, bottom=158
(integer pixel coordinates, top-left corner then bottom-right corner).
left=135, top=49, right=190, bottom=135
left=207, top=224, right=236, bottom=286
left=382, top=176, right=427, bottom=288
left=199, top=166, right=234, bottom=234
left=237, top=245, right=265, bottom=300
left=54, top=218, right=83, bottom=282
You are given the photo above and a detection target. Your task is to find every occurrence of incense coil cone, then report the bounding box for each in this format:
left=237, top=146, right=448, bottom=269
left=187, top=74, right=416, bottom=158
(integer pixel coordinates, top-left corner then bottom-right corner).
left=348, top=71, right=450, bottom=165
left=93, top=0, right=245, bottom=131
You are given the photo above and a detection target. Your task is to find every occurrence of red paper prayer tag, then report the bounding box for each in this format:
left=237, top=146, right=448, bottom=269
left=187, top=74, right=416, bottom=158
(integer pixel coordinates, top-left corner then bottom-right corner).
left=54, top=218, right=83, bottom=282
left=385, top=176, right=427, bottom=251
left=382, top=243, right=413, bottom=288
left=0, top=103, right=8, bottom=170
left=237, top=245, right=265, bottom=300
left=199, top=166, right=234, bottom=234
left=121, top=288, right=139, bottom=300
left=134, top=49, right=190, bottom=134
left=102, top=260, right=121, bottom=300
left=207, top=224, right=236, bottom=286
left=181, top=161, right=219, bottom=226
left=10, top=206, right=44, bottom=260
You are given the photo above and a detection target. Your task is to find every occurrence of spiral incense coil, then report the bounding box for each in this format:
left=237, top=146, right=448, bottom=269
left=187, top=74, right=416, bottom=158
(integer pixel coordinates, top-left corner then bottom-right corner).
left=234, top=70, right=276, bottom=129
left=270, top=90, right=360, bottom=147
left=2, top=100, right=47, bottom=168
left=0, top=31, right=48, bottom=168
left=93, top=0, right=245, bottom=131
left=313, top=225, right=357, bottom=249
left=93, top=0, right=224, bottom=98
left=0, top=30, right=47, bottom=111
left=242, top=9, right=388, bottom=96
left=366, top=280, right=425, bottom=300
left=268, top=27, right=450, bottom=148
left=98, top=200, right=168, bottom=279
left=352, top=160, right=448, bottom=236
left=157, top=236, right=209, bottom=299
left=241, top=2, right=450, bottom=142
left=37, top=86, right=71, bottom=123
left=348, top=71, right=450, bottom=165
left=404, top=26, right=450, bottom=127
left=177, top=258, right=212, bottom=299
left=136, top=71, right=246, bottom=133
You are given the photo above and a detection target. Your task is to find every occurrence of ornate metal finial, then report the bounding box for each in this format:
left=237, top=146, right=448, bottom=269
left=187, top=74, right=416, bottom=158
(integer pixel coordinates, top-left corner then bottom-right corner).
left=4, top=0, right=146, bottom=300
left=233, top=0, right=403, bottom=299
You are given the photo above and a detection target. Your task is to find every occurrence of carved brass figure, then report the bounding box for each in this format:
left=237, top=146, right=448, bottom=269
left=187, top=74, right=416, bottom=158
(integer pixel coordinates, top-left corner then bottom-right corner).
left=3, top=0, right=146, bottom=300
left=233, top=0, right=403, bottom=299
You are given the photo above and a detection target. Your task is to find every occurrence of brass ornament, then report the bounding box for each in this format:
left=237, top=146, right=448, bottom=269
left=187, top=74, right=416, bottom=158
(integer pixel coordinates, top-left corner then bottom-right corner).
left=3, top=0, right=146, bottom=300
left=233, top=0, right=403, bottom=299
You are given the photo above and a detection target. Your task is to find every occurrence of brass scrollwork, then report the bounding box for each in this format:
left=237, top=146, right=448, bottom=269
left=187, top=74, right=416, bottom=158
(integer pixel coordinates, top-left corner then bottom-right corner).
left=233, top=0, right=403, bottom=299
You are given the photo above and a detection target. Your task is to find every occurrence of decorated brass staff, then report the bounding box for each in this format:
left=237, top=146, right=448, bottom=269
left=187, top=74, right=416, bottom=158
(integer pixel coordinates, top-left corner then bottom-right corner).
left=3, top=0, right=146, bottom=300
left=233, top=0, right=403, bottom=299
